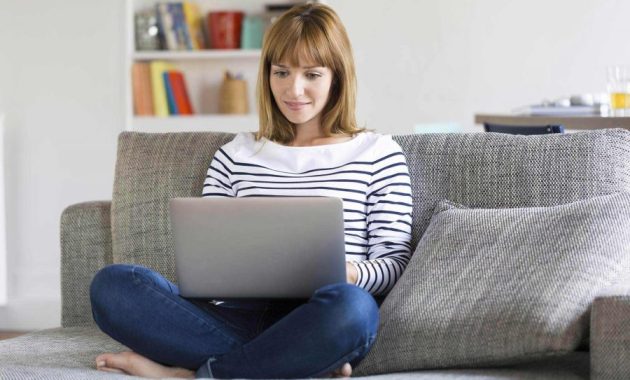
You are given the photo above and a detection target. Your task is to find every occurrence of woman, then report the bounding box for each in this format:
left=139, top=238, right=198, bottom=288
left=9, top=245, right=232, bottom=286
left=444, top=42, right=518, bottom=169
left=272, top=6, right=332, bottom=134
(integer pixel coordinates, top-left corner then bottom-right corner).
left=90, top=3, right=412, bottom=378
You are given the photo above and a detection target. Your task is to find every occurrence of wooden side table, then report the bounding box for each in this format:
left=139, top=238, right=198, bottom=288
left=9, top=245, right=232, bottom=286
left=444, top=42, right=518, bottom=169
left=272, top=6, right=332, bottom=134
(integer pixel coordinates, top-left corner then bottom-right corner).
left=474, top=114, right=630, bottom=131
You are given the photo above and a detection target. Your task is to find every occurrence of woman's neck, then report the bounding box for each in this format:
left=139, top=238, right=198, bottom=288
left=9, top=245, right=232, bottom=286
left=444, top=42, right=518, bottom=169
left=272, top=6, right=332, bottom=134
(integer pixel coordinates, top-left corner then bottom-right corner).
left=291, top=129, right=326, bottom=146
left=290, top=118, right=324, bottom=146
left=287, top=134, right=354, bottom=147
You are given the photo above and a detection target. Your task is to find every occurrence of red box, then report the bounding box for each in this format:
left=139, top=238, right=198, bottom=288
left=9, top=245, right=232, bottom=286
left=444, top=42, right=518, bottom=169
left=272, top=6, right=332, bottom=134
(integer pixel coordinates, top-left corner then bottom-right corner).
left=207, top=11, right=244, bottom=49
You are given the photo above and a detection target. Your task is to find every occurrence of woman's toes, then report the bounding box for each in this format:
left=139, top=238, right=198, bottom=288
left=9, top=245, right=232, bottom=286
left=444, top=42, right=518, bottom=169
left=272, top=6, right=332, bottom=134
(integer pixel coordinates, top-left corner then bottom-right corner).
left=95, top=352, right=133, bottom=373
left=340, top=363, right=352, bottom=377
left=330, top=362, right=352, bottom=378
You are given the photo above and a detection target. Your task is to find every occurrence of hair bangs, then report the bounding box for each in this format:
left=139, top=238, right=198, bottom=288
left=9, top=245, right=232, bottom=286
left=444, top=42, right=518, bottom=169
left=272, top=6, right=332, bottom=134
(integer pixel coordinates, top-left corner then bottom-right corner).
left=269, top=23, right=335, bottom=70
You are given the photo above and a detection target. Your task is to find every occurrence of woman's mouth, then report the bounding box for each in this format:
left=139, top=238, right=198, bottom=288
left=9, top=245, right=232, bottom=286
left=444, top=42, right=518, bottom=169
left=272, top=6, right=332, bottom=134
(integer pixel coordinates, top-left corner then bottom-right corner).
left=284, top=101, right=310, bottom=111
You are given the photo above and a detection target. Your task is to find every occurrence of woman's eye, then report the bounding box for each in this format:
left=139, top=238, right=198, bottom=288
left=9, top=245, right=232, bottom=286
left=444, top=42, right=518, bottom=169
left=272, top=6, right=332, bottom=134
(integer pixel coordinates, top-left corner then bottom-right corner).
left=273, top=71, right=288, bottom=78
left=306, top=72, right=321, bottom=80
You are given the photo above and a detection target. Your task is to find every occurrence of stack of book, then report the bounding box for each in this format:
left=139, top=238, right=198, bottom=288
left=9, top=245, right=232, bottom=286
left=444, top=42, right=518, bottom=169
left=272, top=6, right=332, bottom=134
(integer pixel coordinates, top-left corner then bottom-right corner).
left=512, top=104, right=602, bottom=116
left=512, top=95, right=608, bottom=116
left=132, top=61, right=194, bottom=116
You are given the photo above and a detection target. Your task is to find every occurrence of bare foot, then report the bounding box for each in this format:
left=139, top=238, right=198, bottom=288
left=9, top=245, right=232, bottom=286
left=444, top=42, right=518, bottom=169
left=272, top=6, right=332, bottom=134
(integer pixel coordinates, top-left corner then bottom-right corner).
left=95, top=351, right=194, bottom=379
left=329, top=362, right=352, bottom=378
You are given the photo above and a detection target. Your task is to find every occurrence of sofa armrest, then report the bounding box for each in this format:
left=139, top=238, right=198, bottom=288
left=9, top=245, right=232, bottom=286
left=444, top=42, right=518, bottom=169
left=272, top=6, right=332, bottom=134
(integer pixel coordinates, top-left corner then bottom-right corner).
left=591, top=284, right=630, bottom=380
left=60, top=201, right=112, bottom=328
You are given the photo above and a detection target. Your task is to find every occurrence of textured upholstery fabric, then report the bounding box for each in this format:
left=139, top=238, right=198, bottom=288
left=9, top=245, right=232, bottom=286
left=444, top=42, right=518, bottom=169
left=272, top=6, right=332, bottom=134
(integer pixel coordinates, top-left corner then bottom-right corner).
left=591, top=284, right=630, bottom=380
left=392, top=129, right=630, bottom=249
left=60, top=201, right=113, bottom=327
left=0, top=359, right=589, bottom=380
left=0, top=328, right=589, bottom=379
left=111, top=132, right=236, bottom=283
left=0, top=327, right=126, bottom=369
left=109, top=130, right=630, bottom=283
left=45, top=128, right=630, bottom=379
left=355, top=193, right=630, bottom=375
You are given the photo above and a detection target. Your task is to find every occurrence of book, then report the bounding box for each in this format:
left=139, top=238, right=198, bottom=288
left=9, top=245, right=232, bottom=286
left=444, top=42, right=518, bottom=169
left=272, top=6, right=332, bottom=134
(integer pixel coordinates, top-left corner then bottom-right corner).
left=183, top=1, right=205, bottom=49
left=131, top=62, right=155, bottom=116
left=163, top=71, right=178, bottom=114
left=168, top=2, right=192, bottom=50
left=150, top=60, right=176, bottom=116
left=168, top=71, right=194, bottom=115
left=156, top=3, right=178, bottom=50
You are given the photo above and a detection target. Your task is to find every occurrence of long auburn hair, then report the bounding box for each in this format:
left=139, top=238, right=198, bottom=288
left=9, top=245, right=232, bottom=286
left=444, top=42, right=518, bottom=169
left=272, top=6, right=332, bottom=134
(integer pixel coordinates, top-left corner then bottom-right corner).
left=256, top=3, right=364, bottom=144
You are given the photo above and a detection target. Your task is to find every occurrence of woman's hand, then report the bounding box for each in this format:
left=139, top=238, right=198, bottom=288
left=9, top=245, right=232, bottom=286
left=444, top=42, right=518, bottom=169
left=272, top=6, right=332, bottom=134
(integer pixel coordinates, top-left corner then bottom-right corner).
left=346, top=262, right=358, bottom=284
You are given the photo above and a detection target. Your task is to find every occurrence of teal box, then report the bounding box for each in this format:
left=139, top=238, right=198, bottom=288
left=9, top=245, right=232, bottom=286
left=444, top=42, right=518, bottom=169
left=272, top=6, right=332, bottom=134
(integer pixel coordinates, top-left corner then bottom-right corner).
left=241, top=15, right=264, bottom=49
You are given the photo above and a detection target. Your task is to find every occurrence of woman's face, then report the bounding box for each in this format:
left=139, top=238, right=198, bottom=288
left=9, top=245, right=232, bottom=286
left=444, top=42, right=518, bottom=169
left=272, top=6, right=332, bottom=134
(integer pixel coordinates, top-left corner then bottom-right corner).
left=269, top=58, right=333, bottom=130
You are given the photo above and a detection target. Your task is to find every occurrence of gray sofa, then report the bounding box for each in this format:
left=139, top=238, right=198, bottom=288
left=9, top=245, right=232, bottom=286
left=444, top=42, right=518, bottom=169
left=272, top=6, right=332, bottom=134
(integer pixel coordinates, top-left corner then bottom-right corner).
left=1, top=129, right=630, bottom=380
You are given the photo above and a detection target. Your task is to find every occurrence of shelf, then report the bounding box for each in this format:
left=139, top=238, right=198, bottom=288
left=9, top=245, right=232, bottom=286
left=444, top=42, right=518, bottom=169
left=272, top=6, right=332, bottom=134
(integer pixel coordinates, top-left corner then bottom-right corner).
left=133, top=50, right=261, bottom=61
left=130, top=114, right=259, bottom=133
left=126, top=0, right=268, bottom=132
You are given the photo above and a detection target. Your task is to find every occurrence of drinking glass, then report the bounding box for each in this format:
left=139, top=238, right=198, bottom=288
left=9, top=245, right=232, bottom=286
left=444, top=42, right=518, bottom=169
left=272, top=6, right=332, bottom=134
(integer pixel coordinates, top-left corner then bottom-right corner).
left=607, top=65, right=630, bottom=116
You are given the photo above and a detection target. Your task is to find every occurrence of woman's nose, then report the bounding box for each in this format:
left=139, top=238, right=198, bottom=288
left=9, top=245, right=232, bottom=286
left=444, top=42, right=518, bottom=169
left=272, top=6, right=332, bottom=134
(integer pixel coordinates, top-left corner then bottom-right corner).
left=287, top=76, right=304, bottom=97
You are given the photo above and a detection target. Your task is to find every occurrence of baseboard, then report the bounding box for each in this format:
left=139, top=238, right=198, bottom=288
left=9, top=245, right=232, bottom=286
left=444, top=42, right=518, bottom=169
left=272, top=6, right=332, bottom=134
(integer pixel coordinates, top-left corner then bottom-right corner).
left=0, top=331, right=27, bottom=340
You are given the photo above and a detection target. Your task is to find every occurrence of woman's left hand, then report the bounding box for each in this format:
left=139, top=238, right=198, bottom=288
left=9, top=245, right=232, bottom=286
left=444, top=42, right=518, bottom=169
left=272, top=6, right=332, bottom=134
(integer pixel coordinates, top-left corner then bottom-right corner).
left=345, top=262, right=358, bottom=284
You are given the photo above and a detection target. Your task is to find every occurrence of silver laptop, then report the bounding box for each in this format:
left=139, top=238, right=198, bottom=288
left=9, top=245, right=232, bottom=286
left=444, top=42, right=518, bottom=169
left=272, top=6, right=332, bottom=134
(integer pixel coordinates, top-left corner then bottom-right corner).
left=169, top=197, right=347, bottom=299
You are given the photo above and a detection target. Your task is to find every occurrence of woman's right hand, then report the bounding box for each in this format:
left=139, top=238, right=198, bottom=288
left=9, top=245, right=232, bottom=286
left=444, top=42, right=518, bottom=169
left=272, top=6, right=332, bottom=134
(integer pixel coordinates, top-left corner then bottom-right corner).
left=346, top=262, right=358, bottom=284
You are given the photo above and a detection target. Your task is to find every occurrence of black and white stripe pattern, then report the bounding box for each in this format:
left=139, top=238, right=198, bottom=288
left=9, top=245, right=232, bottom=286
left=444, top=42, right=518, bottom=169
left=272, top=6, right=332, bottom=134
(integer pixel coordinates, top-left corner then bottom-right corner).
left=202, top=132, right=412, bottom=296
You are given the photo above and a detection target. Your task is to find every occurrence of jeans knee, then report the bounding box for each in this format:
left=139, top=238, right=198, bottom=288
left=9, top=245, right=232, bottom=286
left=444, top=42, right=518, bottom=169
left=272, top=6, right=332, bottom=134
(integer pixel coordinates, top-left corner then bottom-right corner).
left=90, top=264, right=135, bottom=305
left=315, top=283, right=379, bottom=340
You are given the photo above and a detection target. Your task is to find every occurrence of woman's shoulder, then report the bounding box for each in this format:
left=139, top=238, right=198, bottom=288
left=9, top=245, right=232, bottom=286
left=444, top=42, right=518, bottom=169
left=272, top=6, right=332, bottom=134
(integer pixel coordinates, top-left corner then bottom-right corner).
left=217, top=132, right=258, bottom=155
left=228, top=131, right=258, bottom=145
left=360, top=131, right=403, bottom=155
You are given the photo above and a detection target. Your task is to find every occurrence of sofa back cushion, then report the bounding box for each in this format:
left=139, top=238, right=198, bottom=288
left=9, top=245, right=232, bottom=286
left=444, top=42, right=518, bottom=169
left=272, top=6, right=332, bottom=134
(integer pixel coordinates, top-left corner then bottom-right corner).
left=111, top=129, right=630, bottom=282
left=393, top=128, right=630, bottom=249
left=111, top=132, right=235, bottom=281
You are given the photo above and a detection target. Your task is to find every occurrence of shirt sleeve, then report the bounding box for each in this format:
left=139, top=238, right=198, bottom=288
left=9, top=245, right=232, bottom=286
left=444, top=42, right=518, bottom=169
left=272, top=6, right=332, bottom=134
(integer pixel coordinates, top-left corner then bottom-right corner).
left=352, top=139, right=413, bottom=296
left=202, top=148, right=235, bottom=197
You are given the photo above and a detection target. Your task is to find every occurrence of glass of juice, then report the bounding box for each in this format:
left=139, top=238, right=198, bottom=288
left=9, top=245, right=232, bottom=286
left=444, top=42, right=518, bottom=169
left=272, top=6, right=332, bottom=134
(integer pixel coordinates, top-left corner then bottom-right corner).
left=607, top=65, right=630, bottom=116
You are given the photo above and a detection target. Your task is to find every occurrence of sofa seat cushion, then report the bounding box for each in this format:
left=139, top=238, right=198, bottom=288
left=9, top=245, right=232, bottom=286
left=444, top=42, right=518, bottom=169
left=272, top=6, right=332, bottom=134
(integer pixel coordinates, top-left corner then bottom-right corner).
left=0, top=353, right=589, bottom=380
left=0, top=327, right=588, bottom=379
left=0, top=327, right=127, bottom=369
left=356, top=193, right=630, bottom=375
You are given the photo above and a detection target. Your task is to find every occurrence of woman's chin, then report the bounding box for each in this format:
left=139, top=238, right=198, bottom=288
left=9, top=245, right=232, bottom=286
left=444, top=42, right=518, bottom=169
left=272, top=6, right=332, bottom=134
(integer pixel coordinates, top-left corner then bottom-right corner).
left=286, top=115, right=318, bottom=128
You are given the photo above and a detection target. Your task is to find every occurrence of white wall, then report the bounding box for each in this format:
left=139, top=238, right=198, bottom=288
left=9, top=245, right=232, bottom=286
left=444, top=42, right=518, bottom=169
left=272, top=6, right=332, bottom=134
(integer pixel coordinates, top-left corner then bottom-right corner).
left=331, top=0, right=630, bottom=134
left=0, top=0, right=124, bottom=329
left=0, top=0, right=629, bottom=329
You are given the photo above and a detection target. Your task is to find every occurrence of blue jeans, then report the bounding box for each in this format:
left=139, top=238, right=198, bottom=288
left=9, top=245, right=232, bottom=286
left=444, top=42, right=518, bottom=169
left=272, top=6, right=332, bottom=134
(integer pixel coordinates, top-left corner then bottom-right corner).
left=89, top=264, right=379, bottom=378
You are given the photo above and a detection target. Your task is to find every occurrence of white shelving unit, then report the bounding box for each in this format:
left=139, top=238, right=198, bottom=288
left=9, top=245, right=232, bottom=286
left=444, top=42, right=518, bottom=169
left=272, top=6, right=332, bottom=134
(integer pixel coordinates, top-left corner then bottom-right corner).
left=125, top=0, right=302, bottom=133
left=132, top=50, right=262, bottom=60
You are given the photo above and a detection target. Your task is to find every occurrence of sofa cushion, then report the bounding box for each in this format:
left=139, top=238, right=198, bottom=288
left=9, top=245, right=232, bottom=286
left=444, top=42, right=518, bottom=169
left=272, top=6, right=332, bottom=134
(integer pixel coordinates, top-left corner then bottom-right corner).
left=0, top=355, right=590, bottom=380
left=0, top=327, right=126, bottom=369
left=393, top=128, right=630, bottom=249
left=111, top=132, right=236, bottom=282
left=355, top=192, right=630, bottom=375
left=0, top=328, right=589, bottom=379
left=110, top=130, right=630, bottom=283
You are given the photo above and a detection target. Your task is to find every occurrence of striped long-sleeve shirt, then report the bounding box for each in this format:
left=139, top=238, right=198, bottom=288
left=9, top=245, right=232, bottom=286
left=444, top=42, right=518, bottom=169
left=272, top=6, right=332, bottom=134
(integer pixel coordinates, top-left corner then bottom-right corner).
left=202, top=131, right=413, bottom=296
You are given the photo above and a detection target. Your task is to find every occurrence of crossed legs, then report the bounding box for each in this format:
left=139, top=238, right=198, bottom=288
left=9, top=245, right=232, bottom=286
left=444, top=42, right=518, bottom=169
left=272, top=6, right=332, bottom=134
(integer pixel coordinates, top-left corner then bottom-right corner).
left=90, top=264, right=378, bottom=378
